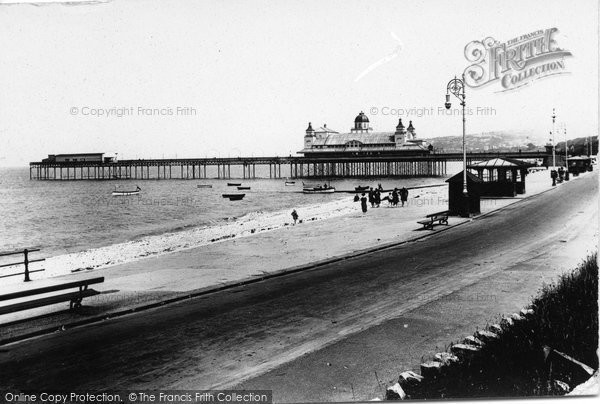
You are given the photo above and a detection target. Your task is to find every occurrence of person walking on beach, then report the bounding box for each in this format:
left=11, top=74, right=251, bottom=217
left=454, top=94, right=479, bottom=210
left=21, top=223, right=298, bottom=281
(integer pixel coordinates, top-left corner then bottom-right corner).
left=392, top=188, right=399, bottom=207
left=400, top=187, right=409, bottom=207
left=375, top=189, right=381, bottom=207
left=360, top=193, right=368, bottom=214
left=291, top=209, right=299, bottom=224
left=368, top=188, right=375, bottom=208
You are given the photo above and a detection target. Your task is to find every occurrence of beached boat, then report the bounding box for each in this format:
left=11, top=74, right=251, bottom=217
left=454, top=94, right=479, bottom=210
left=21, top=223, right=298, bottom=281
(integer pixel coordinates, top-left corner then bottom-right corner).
left=112, top=186, right=141, bottom=196
left=285, top=181, right=296, bottom=186
left=302, top=186, right=335, bottom=194
left=227, top=182, right=242, bottom=186
left=222, top=193, right=245, bottom=200
left=355, top=185, right=370, bottom=192
left=237, top=186, right=251, bottom=190
left=197, top=184, right=213, bottom=188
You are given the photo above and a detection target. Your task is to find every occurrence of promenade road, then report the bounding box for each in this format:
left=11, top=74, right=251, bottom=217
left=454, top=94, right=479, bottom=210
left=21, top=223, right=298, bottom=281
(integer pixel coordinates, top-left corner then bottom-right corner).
left=0, top=172, right=597, bottom=401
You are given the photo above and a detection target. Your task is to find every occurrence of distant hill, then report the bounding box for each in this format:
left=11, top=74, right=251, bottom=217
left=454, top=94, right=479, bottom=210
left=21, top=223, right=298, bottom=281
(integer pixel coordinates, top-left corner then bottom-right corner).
left=554, top=137, right=598, bottom=156
left=425, top=131, right=597, bottom=155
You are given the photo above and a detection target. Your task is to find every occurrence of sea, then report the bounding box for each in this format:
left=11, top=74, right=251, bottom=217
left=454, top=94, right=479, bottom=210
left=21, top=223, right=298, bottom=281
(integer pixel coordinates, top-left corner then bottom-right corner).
left=0, top=166, right=455, bottom=263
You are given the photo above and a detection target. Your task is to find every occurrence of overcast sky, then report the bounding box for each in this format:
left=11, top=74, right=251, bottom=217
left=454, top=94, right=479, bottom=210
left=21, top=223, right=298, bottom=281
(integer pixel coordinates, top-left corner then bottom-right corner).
left=0, top=0, right=597, bottom=166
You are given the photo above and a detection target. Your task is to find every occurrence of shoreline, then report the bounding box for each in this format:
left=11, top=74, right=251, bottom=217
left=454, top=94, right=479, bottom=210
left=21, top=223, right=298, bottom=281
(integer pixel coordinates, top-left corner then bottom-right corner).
left=0, top=195, right=351, bottom=283
left=0, top=169, right=560, bottom=289
left=0, top=181, right=450, bottom=287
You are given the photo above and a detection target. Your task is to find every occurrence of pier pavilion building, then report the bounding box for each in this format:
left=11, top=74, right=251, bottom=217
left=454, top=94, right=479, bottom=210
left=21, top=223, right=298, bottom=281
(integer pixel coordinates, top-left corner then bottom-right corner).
left=42, top=153, right=115, bottom=163
left=299, top=112, right=432, bottom=158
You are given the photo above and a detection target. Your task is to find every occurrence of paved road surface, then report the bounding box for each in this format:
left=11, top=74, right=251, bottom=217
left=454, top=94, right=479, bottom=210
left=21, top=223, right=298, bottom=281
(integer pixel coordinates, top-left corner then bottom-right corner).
left=0, top=172, right=597, bottom=401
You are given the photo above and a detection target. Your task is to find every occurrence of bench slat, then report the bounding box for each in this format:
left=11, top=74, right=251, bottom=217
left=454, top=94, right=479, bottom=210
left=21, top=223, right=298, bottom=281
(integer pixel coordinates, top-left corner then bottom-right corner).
left=0, top=289, right=100, bottom=315
left=0, top=277, right=104, bottom=302
left=426, top=210, right=450, bottom=218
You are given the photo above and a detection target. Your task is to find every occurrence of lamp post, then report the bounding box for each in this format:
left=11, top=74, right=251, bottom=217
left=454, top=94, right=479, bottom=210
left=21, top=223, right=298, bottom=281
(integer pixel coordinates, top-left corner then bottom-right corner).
left=588, top=135, right=591, bottom=156
left=551, top=108, right=556, bottom=168
left=564, top=124, right=569, bottom=181
left=445, top=73, right=469, bottom=215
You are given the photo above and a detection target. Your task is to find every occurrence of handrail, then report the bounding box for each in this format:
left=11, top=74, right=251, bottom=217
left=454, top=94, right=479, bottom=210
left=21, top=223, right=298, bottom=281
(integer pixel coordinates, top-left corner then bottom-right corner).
left=0, top=249, right=45, bottom=282
left=0, top=248, right=40, bottom=257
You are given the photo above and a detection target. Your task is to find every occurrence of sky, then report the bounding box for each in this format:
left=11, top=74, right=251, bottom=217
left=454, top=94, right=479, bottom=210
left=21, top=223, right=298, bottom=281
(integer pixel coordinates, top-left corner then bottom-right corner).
left=0, top=0, right=598, bottom=166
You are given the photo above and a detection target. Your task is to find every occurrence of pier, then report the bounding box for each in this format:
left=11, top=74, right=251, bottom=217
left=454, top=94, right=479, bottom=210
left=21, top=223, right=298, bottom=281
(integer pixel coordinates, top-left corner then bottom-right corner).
left=29, top=151, right=549, bottom=181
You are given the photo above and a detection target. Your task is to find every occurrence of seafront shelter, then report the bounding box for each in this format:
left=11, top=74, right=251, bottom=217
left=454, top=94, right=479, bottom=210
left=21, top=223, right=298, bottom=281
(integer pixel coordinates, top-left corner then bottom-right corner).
left=467, top=157, right=534, bottom=197
left=567, top=156, right=593, bottom=175
left=445, top=171, right=481, bottom=217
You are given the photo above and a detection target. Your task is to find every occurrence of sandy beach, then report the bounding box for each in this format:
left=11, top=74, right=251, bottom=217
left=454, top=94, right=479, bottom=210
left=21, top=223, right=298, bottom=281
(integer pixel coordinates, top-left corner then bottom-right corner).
left=3, top=182, right=450, bottom=283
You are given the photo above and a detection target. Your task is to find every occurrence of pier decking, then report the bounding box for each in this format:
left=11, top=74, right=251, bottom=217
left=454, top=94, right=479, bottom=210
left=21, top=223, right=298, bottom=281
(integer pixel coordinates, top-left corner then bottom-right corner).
left=29, top=152, right=549, bottom=180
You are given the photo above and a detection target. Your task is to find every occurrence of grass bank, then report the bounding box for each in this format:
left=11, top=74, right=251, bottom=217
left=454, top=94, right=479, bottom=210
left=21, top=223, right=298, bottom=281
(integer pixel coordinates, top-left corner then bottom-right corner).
left=387, top=253, right=598, bottom=399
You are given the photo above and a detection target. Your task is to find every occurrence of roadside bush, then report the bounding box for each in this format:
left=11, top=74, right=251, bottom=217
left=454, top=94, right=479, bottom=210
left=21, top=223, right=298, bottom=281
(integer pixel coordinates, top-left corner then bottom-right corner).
left=401, top=253, right=598, bottom=399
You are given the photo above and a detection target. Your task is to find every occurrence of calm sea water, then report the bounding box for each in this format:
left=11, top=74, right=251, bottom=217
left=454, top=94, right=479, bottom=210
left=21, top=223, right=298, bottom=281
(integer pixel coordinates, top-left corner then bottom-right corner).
left=0, top=167, right=451, bottom=258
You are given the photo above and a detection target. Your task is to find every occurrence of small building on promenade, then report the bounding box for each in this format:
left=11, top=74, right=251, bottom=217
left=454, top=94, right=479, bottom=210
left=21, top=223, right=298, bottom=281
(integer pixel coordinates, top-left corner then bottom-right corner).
left=467, top=157, right=534, bottom=197
left=567, top=156, right=593, bottom=175
left=446, top=171, right=482, bottom=217
left=299, top=112, right=432, bottom=158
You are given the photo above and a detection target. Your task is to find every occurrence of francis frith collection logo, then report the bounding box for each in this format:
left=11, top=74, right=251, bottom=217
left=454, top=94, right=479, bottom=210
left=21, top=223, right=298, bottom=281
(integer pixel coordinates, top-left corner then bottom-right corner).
left=463, top=28, right=572, bottom=92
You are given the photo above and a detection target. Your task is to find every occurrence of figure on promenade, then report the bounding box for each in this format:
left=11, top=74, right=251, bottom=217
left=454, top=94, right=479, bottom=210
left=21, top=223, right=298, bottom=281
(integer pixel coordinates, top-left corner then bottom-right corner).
left=557, top=166, right=564, bottom=183
left=291, top=209, right=299, bottom=224
left=551, top=169, right=558, bottom=186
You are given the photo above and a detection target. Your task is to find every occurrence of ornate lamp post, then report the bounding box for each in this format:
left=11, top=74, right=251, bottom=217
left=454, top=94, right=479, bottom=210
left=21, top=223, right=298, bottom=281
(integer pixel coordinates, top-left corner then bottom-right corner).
left=564, top=124, right=569, bottom=181
left=551, top=108, right=556, bottom=168
left=586, top=133, right=592, bottom=157
left=445, top=73, right=469, bottom=214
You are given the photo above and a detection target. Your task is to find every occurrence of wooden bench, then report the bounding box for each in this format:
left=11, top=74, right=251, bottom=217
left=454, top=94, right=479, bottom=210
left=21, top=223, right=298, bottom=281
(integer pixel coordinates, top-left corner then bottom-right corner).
left=417, top=210, right=450, bottom=230
left=0, top=277, right=104, bottom=316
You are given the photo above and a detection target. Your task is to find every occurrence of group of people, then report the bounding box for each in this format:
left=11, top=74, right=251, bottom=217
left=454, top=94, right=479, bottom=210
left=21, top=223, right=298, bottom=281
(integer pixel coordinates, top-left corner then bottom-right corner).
left=550, top=166, right=568, bottom=186
left=292, top=184, right=411, bottom=219
left=356, top=186, right=409, bottom=213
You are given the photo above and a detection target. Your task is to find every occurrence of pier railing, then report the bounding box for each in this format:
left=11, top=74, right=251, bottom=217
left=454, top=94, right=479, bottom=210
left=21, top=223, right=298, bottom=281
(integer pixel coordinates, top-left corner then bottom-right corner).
left=0, top=249, right=45, bottom=282
left=29, top=151, right=550, bottom=180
